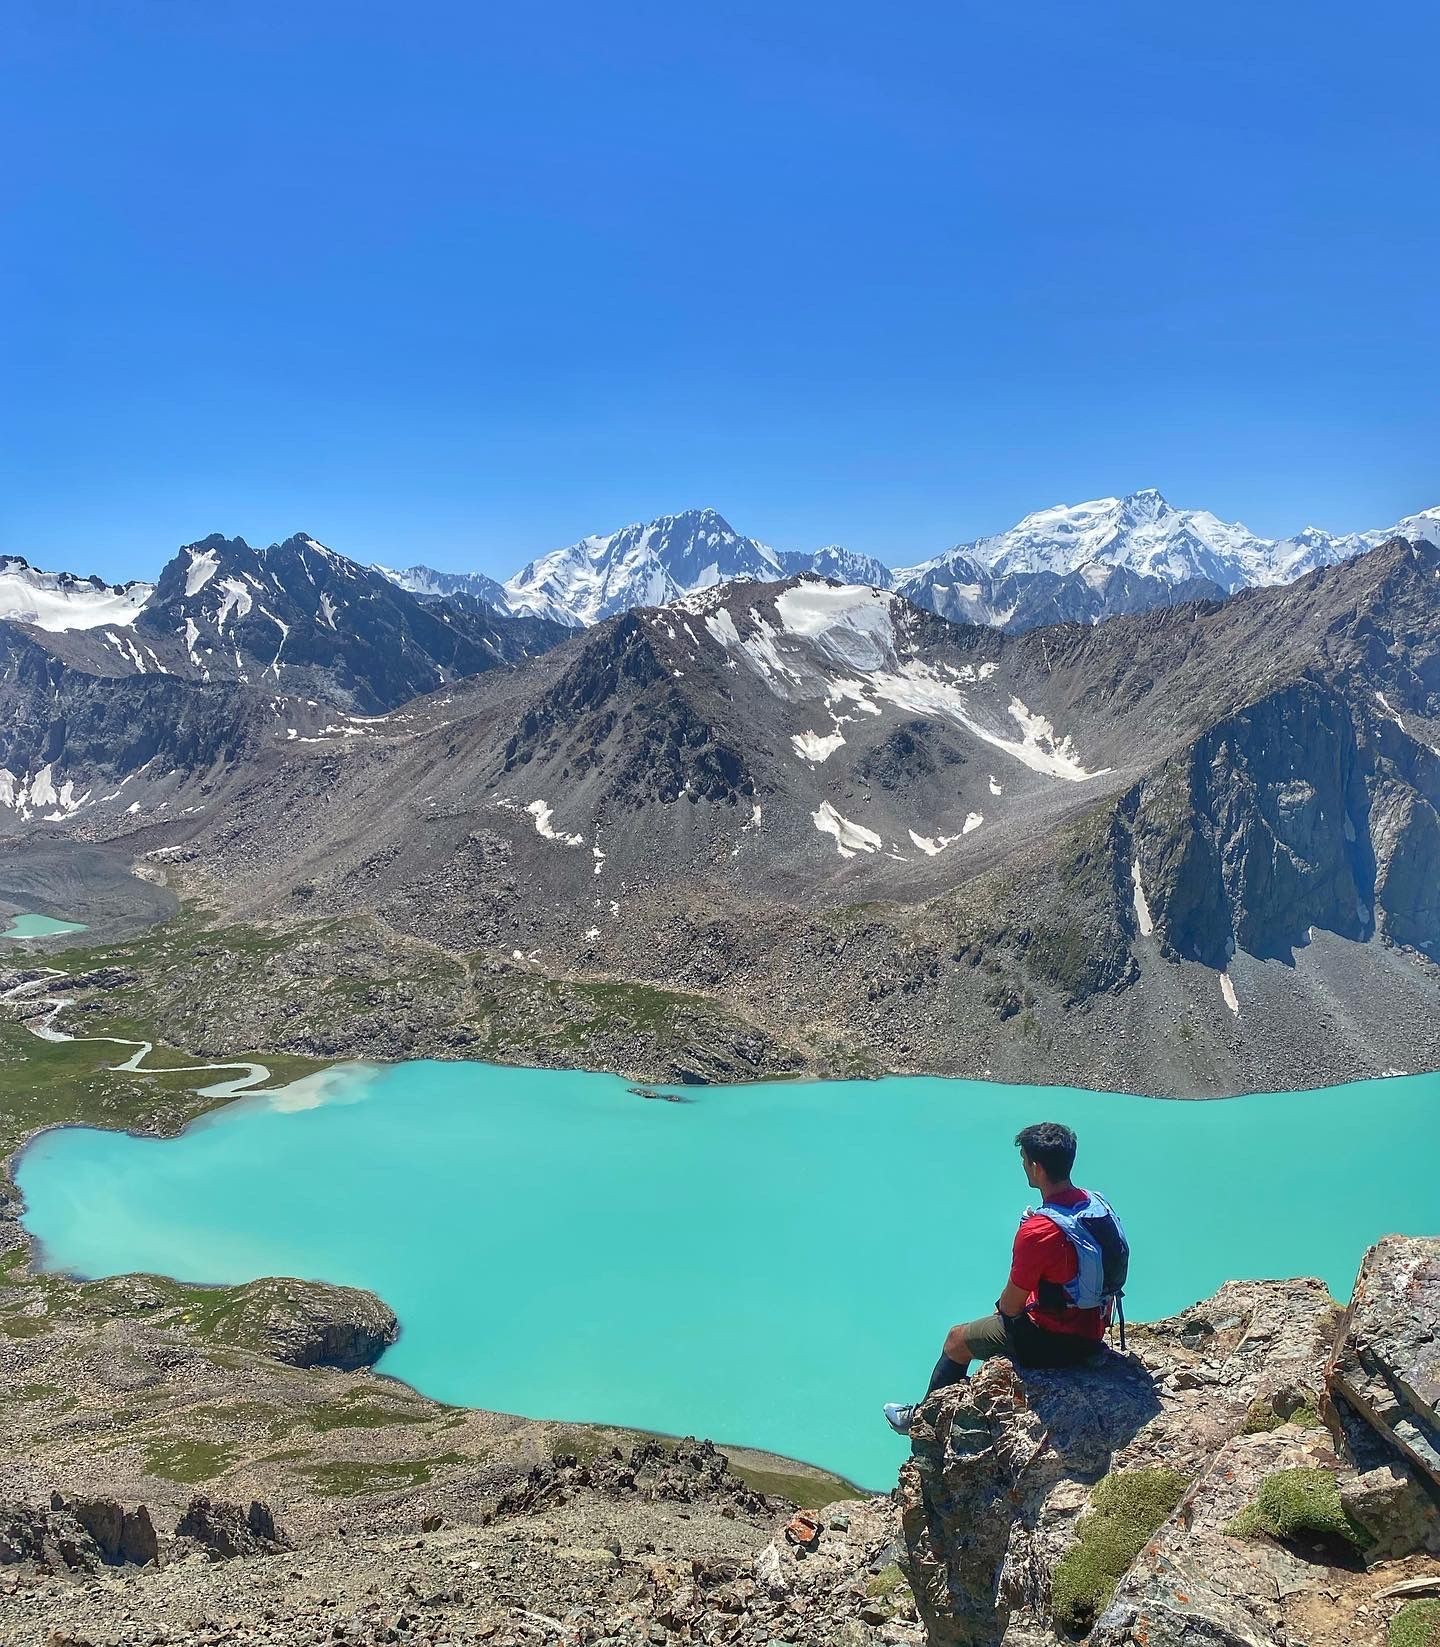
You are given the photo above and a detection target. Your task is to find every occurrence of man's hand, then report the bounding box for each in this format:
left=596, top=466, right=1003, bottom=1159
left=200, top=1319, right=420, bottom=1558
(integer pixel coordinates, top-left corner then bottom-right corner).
left=997, top=1281, right=1029, bottom=1319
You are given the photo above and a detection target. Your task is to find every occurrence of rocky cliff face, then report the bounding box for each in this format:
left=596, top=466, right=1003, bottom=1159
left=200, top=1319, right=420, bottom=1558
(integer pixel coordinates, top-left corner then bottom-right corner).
left=900, top=1239, right=1440, bottom=1646
left=1128, top=673, right=1440, bottom=969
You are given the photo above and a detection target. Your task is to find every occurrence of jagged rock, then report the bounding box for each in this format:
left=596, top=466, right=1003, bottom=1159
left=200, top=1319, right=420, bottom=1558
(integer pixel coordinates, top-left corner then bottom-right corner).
left=899, top=1247, right=1440, bottom=1644
left=1326, top=1235, right=1440, bottom=1495
left=0, top=1501, right=103, bottom=1575
left=172, top=1496, right=291, bottom=1560
left=899, top=1354, right=1164, bottom=1646
left=494, top=1437, right=771, bottom=1520
left=48, top=1493, right=158, bottom=1567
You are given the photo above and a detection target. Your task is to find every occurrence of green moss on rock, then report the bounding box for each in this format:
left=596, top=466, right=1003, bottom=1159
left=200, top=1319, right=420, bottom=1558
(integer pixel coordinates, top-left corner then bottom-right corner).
left=1226, top=1467, right=1369, bottom=1549
left=1241, top=1395, right=1325, bottom=1434
left=1051, top=1467, right=1190, bottom=1635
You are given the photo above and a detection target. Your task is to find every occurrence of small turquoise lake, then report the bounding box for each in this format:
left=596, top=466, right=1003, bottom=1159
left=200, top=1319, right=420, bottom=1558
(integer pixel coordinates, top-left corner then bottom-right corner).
left=3, top=912, right=87, bottom=939
left=17, top=1060, right=1440, bottom=1488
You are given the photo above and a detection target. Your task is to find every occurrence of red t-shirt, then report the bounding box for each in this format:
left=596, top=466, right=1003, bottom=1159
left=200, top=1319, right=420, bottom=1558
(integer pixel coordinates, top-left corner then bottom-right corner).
left=1009, top=1186, right=1108, bottom=1340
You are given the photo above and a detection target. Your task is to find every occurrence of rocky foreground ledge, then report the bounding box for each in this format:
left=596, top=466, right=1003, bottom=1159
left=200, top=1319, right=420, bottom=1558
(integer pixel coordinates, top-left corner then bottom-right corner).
left=2, top=1240, right=1438, bottom=1646
left=902, top=1235, right=1440, bottom=1646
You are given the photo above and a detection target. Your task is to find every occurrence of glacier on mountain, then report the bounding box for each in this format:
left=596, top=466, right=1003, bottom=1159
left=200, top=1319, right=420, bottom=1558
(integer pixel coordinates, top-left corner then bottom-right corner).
left=0, top=558, right=153, bottom=633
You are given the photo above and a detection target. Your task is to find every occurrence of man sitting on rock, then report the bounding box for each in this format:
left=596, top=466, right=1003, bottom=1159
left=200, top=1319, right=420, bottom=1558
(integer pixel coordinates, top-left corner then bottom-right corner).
left=883, top=1120, right=1128, bottom=1434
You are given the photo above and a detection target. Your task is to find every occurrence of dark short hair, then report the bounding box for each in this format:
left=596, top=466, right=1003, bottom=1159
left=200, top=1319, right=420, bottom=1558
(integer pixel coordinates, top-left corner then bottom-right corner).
left=1016, top=1121, right=1077, bottom=1179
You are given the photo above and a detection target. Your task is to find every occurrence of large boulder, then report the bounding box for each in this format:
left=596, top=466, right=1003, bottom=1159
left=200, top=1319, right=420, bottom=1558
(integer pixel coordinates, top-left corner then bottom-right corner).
left=898, top=1277, right=1338, bottom=1645
left=50, top=1492, right=158, bottom=1567
left=0, top=1494, right=157, bottom=1575
left=172, top=1495, right=291, bottom=1560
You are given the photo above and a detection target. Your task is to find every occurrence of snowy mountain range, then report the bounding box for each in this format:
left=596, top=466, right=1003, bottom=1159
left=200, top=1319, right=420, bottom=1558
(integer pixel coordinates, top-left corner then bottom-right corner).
left=376, top=492, right=1440, bottom=632
left=5, top=491, right=1439, bottom=645
left=903, top=488, right=1440, bottom=596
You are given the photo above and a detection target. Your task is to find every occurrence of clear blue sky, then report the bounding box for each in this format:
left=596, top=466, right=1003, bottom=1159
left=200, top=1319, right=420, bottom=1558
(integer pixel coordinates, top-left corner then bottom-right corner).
left=4, top=1, right=1438, bottom=582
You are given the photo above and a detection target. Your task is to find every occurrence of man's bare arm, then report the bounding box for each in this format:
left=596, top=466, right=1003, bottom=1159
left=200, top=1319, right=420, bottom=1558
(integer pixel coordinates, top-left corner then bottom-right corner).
left=998, top=1280, right=1028, bottom=1317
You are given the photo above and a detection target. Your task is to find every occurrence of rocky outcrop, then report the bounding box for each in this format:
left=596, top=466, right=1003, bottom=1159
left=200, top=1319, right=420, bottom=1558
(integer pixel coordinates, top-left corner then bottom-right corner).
left=215, top=1275, right=400, bottom=1369
left=899, top=1249, right=1440, bottom=1645
left=51, top=1494, right=158, bottom=1568
left=172, top=1495, right=291, bottom=1560
left=0, top=1495, right=157, bottom=1575
left=493, top=1437, right=773, bottom=1520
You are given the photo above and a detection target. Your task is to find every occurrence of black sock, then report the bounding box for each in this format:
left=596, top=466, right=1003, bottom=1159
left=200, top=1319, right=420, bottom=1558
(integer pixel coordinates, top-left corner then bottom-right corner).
left=925, top=1353, right=970, bottom=1396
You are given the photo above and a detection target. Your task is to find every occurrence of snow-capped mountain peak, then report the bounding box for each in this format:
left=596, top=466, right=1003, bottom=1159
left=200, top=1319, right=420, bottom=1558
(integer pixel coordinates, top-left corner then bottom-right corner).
left=502, top=507, right=786, bottom=627
left=970, top=489, right=1273, bottom=593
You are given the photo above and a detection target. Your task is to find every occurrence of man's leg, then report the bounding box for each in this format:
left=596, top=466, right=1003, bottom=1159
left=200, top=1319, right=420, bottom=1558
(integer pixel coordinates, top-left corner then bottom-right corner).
left=884, top=1314, right=1012, bottom=1433
left=926, top=1313, right=1010, bottom=1391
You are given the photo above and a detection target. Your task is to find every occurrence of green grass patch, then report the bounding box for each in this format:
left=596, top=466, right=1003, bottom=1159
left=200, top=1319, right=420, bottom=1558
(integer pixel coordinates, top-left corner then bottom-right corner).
left=548, top=1425, right=610, bottom=1465
left=142, top=1437, right=236, bottom=1483
left=1391, top=1600, right=1440, bottom=1647
left=540, top=978, right=721, bottom=1051
left=1226, top=1467, right=1369, bottom=1550
left=1051, top=1468, right=1190, bottom=1636
left=305, top=1398, right=433, bottom=1433
left=291, top=1452, right=469, bottom=1497
left=727, top=1461, right=860, bottom=1511
left=10, top=1381, right=61, bottom=1402
left=865, top=1564, right=910, bottom=1600
left=1241, top=1396, right=1325, bottom=1434
left=0, top=1313, right=51, bottom=1338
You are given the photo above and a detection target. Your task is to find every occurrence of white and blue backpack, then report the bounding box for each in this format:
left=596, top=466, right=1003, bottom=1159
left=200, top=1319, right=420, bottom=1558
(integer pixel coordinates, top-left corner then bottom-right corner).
left=1027, top=1190, right=1131, bottom=1347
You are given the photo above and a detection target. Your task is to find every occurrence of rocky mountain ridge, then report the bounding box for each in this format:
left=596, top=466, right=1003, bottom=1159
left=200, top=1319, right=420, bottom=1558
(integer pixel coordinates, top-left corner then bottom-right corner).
left=28, top=534, right=1432, bottom=1097
left=0, top=534, right=569, bottom=835
left=9, top=491, right=1439, bottom=651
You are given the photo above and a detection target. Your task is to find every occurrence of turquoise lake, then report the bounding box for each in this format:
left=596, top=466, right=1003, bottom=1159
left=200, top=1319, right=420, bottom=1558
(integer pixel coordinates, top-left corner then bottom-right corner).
left=17, top=1059, right=1440, bottom=1489
left=3, top=912, right=87, bottom=939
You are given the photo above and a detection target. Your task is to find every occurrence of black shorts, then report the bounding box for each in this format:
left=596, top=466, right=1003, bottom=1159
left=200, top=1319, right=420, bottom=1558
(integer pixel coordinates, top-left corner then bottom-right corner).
left=962, top=1309, right=1103, bottom=1369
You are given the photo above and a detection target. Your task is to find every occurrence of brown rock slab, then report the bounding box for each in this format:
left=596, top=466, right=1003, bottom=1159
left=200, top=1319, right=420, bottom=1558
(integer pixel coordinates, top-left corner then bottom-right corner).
left=1327, top=1236, right=1440, bottom=1493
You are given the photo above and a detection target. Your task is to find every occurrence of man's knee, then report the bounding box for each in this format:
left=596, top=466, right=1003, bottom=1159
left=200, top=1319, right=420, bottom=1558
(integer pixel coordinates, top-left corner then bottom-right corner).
left=943, top=1323, right=971, bottom=1362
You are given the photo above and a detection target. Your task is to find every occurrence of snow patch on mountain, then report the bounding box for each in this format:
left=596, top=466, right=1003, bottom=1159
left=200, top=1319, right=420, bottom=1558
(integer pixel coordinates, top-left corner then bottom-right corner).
left=813, top=801, right=882, bottom=858
left=184, top=546, right=220, bottom=597
left=526, top=798, right=585, bottom=847
left=792, top=729, right=846, bottom=763
left=0, top=762, right=89, bottom=821
left=703, top=580, right=1107, bottom=783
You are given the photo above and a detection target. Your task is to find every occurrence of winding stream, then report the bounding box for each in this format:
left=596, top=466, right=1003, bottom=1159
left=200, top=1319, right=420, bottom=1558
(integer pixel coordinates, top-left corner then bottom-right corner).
left=2, top=969, right=273, bottom=1098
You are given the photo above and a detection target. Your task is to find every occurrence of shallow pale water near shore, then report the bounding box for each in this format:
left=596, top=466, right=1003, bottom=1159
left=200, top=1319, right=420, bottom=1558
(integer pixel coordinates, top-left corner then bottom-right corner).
left=17, top=1060, right=1440, bottom=1488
